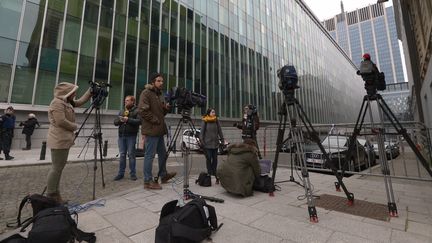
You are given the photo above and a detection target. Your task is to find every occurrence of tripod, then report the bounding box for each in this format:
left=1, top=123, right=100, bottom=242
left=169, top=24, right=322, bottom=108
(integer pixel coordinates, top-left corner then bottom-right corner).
left=165, top=109, right=224, bottom=203
left=345, top=93, right=432, bottom=217
left=75, top=100, right=106, bottom=200
left=271, top=92, right=354, bottom=222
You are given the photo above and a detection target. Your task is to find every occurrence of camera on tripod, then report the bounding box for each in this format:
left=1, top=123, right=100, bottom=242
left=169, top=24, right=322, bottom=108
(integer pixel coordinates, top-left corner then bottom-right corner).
left=165, top=87, right=207, bottom=116
left=277, top=65, right=299, bottom=96
left=89, top=81, right=110, bottom=107
left=356, top=55, right=386, bottom=95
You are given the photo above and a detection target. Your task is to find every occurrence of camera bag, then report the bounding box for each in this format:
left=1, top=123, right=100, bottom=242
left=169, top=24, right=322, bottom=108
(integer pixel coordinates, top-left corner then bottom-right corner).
left=155, top=198, right=220, bottom=243
left=253, top=175, right=276, bottom=193
left=195, top=172, right=212, bottom=187
left=377, top=72, right=386, bottom=91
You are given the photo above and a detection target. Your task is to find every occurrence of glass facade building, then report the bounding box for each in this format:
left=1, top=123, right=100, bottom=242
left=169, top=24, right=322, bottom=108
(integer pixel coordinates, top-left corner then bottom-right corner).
left=323, top=3, right=405, bottom=84
left=0, top=0, right=364, bottom=124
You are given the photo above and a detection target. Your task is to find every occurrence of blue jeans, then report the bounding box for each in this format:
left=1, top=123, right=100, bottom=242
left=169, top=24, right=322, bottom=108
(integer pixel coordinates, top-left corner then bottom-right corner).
left=118, top=135, right=137, bottom=177
left=144, top=135, right=167, bottom=182
left=205, top=148, right=218, bottom=176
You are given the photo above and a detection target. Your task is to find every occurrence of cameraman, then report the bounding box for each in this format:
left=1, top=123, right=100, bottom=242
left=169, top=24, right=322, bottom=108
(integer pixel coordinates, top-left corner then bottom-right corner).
left=357, top=53, right=380, bottom=95
left=234, top=104, right=262, bottom=159
left=46, top=82, right=92, bottom=203
left=138, top=73, right=176, bottom=190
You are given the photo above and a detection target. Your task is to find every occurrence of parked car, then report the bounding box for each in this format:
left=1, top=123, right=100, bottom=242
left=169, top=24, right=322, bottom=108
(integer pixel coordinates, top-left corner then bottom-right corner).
left=356, top=138, right=377, bottom=165
left=305, top=135, right=372, bottom=171
left=182, top=128, right=229, bottom=155
left=372, top=141, right=400, bottom=160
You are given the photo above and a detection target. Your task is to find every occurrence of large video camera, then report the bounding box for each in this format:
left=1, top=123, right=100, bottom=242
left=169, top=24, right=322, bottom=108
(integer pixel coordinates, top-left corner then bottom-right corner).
left=357, top=60, right=386, bottom=95
left=277, top=65, right=299, bottom=96
left=89, top=81, right=110, bottom=107
left=165, top=87, right=207, bottom=114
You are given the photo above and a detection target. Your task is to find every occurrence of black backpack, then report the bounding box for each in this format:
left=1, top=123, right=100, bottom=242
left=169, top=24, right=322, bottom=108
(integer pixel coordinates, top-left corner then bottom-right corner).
left=195, top=172, right=212, bottom=187
left=155, top=198, right=221, bottom=243
left=2, top=194, right=96, bottom=243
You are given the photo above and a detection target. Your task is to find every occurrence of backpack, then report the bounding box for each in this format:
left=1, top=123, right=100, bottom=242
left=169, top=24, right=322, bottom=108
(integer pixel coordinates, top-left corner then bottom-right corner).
left=253, top=175, right=276, bottom=193
left=23, top=206, right=95, bottom=243
left=195, top=172, right=212, bottom=187
left=3, top=194, right=96, bottom=243
left=155, top=198, right=221, bottom=243
left=359, top=60, right=374, bottom=74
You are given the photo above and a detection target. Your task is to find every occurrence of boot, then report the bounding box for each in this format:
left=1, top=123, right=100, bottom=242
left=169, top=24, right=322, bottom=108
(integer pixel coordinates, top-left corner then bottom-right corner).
left=5, top=154, right=14, bottom=160
left=47, top=192, right=66, bottom=204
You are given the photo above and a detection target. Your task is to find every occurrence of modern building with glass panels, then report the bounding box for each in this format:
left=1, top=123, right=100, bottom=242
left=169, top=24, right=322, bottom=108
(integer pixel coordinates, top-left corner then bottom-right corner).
left=0, top=0, right=364, bottom=125
left=323, top=2, right=405, bottom=84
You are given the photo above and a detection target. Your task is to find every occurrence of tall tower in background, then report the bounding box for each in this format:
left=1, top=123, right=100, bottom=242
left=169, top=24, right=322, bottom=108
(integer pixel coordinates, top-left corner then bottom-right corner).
left=323, top=2, right=405, bottom=84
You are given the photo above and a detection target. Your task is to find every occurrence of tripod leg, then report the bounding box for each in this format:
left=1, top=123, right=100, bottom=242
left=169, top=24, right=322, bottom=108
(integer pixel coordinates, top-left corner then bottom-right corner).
left=292, top=126, right=318, bottom=222
left=376, top=131, right=398, bottom=216
left=376, top=96, right=432, bottom=177
left=295, top=99, right=354, bottom=204
left=271, top=103, right=288, bottom=196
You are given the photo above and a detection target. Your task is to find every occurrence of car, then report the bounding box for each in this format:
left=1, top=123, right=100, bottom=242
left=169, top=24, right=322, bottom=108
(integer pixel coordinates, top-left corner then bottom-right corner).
left=182, top=128, right=229, bottom=155
left=372, top=141, right=400, bottom=160
left=305, top=135, right=371, bottom=171
left=356, top=138, right=377, bottom=165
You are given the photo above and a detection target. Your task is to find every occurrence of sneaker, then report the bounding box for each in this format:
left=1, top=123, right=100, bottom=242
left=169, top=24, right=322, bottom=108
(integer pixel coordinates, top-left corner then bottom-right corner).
left=0, top=157, right=3, bottom=160
left=114, top=175, right=124, bottom=181
left=161, top=172, right=177, bottom=183
left=144, top=181, right=162, bottom=190
left=5, top=156, right=14, bottom=160
left=130, top=175, right=137, bottom=181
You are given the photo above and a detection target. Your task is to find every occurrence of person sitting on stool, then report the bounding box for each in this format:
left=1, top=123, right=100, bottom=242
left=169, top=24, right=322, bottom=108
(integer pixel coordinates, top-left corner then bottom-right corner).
left=217, top=138, right=261, bottom=197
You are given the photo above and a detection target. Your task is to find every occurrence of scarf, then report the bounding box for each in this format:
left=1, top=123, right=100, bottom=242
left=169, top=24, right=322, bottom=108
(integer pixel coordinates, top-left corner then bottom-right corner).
left=202, top=115, right=217, bottom=123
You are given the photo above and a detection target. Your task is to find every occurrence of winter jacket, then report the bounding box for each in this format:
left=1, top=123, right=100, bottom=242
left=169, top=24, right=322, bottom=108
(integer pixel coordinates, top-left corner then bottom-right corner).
left=200, top=115, right=224, bottom=149
left=236, top=114, right=260, bottom=138
left=138, top=84, right=169, bottom=137
left=217, top=143, right=261, bottom=197
left=114, top=106, right=141, bottom=137
left=47, top=82, right=92, bottom=149
left=20, top=117, right=40, bottom=135
left=1, top=114, right=16, bottom=129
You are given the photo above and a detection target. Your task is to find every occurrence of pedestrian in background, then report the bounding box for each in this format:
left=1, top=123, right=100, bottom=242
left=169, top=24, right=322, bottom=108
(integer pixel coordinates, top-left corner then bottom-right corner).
left=114, top=95, right=141, bottom=181
left=200, top=108, right=224, bottom=184
left=139, top=72, right=176, bottom=190
left=19, top=113, right=40, bottom=150
left=1, top=106, right=16, bottom=160
left=46, top=82, right=92, bottom=203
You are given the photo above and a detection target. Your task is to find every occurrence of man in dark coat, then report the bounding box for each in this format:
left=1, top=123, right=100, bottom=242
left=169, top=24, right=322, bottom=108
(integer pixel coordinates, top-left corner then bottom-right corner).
left=138, top=72, right=176, bottom=190
left=1, top=106, right=16, bottom=160
left=234, top=104, right=261, bottom=158
left=113, top=95, right=141, bottom=181
left=217, top=139, right=261, bottom=197
left=19, top=113, right=40, bottom=150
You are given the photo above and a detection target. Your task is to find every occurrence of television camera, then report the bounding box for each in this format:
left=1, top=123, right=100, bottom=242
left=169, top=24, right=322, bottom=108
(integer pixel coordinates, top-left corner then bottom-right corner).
left=165, top=87, right=207, bottom=116
left=89, top=81, right=111, bottom=107
left=277, top=65, right=299, bottom=95
left=356, top=60, right=386, bottom=96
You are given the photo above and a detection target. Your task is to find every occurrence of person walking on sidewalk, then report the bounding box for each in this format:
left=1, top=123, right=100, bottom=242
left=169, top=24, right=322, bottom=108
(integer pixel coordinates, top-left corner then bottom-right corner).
left=19, top=113, right=40, bottom=150
left=113, top=95, right=141, bottom=181
left=200, top=108, right=225, bottom=184
left=1, top=106, right=16, bottom=160
left=138, top=72, right=176, bottom=190
left=46, top=82, right=92, bottom=203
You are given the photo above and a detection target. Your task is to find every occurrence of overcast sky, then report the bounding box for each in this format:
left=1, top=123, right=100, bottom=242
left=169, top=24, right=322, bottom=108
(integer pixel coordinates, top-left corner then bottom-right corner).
left=303, top=0, right=393, bottom=21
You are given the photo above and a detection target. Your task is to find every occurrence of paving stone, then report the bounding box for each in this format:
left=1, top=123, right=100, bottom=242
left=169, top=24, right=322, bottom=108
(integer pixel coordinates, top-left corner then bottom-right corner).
left=213, top=200, right=267, bottom=225
left=250, top=213, right=333, bottom=242
left=77, top=210, right=111, bottom=233
left=104, top=206, right=159, bottom=236
left=130, top=228, right=155, bottom=243
left=92, top=197, right=137, bottom=216
left=406, top=220, right=432, bottom=238
left=94, top=226, right=133, bottom=243
left=326, top=231, right=377, bottom=243
left=390, top=229, right=432, bottom=243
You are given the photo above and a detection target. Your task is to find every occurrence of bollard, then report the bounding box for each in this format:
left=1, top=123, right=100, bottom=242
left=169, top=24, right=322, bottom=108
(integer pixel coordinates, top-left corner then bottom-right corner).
left=103, top=140, right=108, bottom=157
left=40, top=141, right=46, bottom=160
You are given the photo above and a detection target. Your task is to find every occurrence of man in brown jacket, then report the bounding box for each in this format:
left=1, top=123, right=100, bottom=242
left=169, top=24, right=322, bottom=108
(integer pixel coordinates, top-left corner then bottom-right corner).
left=139, top=73, right=176, bottom=189
left=46, top=82, right=92, bottom=203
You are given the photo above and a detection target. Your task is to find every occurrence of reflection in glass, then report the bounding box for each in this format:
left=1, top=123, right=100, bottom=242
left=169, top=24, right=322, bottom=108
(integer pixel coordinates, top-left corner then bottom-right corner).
left=0, top=37, right=16, bottom=102
left=0, top=0, right=23, bottom=40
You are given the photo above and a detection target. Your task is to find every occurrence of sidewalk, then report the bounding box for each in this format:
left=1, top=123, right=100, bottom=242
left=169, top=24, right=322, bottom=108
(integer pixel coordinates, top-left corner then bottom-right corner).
left=0, top=147, right=121, bottom=167
left=1, top=148, right=431, bottom=242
